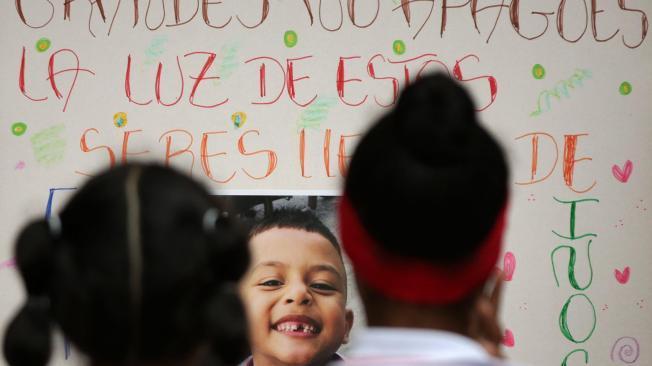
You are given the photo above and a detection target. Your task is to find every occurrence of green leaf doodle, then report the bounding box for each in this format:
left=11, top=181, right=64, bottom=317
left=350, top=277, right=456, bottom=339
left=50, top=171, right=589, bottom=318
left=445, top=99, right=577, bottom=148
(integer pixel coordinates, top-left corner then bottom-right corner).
left=144, top=36, right=168, bottom=66
left=30, top=124, right=66, bottom=167
left=219, top=43, right=240, bottom=80
left=296, top=97, right=337, bottom=131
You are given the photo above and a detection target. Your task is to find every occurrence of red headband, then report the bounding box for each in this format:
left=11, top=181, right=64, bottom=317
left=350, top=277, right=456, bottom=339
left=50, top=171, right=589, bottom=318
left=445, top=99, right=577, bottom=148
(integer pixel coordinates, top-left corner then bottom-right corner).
left=339, top=194, right=507, bottom=304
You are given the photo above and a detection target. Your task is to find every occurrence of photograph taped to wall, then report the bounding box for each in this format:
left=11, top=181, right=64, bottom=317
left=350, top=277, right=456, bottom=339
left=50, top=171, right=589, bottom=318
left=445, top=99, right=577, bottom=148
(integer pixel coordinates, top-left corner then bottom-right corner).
left=219, top=193, right=366, bottom=353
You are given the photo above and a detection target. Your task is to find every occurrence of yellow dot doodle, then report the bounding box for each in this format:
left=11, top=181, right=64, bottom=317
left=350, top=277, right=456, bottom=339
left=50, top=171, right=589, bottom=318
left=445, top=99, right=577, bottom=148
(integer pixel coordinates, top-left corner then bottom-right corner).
left=113, top=112, right=128, bottom=128
left=231, top=112, right=247, bottom=128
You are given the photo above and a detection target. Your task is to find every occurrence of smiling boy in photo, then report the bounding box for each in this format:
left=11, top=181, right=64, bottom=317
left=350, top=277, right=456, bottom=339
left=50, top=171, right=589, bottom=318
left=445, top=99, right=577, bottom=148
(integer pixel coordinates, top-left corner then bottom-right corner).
left=239, top=208, right=354, bottom=366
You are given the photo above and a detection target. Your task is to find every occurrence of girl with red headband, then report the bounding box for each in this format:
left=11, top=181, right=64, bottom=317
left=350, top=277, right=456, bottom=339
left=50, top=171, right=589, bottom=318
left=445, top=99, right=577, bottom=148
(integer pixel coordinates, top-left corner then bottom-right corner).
left=338, top=73, right=513, bottom=365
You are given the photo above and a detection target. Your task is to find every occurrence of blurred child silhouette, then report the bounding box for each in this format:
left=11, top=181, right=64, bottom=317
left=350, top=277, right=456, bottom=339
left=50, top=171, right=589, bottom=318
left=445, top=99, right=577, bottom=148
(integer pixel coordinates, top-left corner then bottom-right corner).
left=338, top=74, right=513, bottom=365
left=4, top=164, right=249, bottom=366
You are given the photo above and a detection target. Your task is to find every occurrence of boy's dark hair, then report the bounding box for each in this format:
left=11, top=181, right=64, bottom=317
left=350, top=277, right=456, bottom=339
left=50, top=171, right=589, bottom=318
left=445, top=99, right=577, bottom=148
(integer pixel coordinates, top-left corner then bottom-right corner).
left=4, top=164, right=250, bottom=366
left=249, top=208, right=341, bottom=256
left=345, top=73, right=509, bottom=263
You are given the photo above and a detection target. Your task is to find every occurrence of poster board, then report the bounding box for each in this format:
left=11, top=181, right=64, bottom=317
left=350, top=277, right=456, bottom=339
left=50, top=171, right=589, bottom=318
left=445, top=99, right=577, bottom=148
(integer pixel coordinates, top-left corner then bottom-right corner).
left=1, top=1, right=651, bottom=365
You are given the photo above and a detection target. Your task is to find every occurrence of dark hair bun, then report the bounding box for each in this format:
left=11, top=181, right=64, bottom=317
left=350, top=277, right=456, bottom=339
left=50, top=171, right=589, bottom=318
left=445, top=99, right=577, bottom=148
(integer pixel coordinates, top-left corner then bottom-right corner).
left=3, top=301, right=52, bottom=366
left=394, top=74, right=477, bottom=161
left=14, top=220, right=54, bottom=297
left=346, top=73, right=508, bottom=263
left=4, top=219, right=55, bottom=366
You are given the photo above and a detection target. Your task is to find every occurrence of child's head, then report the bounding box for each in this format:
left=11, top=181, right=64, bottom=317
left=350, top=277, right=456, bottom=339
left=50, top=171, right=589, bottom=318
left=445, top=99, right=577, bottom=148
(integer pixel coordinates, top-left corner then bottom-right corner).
left=4, top=164, right=250, bottom=366
left=340, top=74, right=508, bottom=324
left=240, top=208, right=353, bottom=366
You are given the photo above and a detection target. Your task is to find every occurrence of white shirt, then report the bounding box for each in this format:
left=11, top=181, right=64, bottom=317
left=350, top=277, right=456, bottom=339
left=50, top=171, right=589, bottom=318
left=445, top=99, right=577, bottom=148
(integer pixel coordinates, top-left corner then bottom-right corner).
left=335, top=327, right=515, bottom=366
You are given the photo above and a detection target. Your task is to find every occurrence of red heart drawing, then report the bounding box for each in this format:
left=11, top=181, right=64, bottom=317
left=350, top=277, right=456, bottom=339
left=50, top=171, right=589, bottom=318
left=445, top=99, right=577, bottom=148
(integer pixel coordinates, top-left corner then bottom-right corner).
left=612, top=160, right=633, bottom=183
left=614, top=267, right=630, bottom=284
left=503, top=252, right=516, bottom=281
left=502, top=329, right=515, bottom=348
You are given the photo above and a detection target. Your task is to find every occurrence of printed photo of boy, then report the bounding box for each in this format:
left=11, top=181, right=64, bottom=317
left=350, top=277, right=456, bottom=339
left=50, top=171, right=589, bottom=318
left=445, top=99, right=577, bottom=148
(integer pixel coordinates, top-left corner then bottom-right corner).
left=218, top=196, right=355, bottom=366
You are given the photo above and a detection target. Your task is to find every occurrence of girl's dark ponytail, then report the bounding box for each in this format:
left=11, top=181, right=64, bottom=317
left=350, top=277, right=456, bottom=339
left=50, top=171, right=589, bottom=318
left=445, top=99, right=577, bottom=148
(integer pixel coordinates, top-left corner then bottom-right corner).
left=205, top=211, right=249, bottom=283
left=4, top=220, right=56, bottom=366
left=202, top=209, right=250, bottom=364
left=203, top=284, right=249, bottom=364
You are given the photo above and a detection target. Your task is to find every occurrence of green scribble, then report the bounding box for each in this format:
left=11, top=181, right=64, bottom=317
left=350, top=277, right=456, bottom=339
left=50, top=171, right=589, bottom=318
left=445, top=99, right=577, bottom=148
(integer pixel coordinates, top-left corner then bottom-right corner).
left=144, top=36, right=168, bottom=66
left=30, top=124, right=66, bottom=167
left=561, top=349, right=589, bottom=366
left=551, top=240, right=594, bottom=290
left=296, top=97, right=337, bottom=131
left=530, top=69, right=592, bottom=117
left=220, top=43, right=240, bottom=81
left=551, top=197, right=599, bottom=240
left=211, top=43, right=241, bottom=87
left=558, top=294, right=596, bottom=344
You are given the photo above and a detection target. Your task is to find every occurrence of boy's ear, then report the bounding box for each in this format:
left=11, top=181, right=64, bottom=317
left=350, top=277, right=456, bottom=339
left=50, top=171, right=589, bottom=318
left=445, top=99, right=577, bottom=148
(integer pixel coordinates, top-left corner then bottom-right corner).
left=342, top=309, right=354, bottom=344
